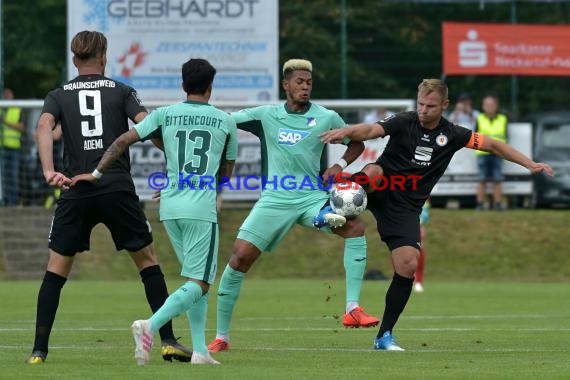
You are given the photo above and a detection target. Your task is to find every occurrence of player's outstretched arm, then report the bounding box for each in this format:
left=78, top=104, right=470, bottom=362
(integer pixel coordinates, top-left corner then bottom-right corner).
left=70, top=128, right=141, bottom=186
left=320, top=123, right=385, bottom=144
left=475, top=135, right=553, bottom=176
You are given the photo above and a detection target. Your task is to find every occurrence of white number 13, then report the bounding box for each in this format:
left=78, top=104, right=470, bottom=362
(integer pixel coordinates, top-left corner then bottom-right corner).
left=79, top=90, right=103, bottom=137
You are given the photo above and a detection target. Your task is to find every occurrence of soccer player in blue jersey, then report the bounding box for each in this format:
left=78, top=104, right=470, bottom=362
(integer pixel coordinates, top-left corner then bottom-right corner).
left=208, top=59, right=378, bottom=353
left=72, top=58, right=237, bottom=365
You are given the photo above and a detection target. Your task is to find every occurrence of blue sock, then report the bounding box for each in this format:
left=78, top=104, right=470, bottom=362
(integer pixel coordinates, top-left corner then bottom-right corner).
left=148, top=281, right=202, bottom=334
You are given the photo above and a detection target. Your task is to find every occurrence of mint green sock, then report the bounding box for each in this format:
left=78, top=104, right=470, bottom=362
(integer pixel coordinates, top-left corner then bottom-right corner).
left=187, top=293, right=209, bottom=355
left=344, top=236, right=367, bottom=307
left=149, top=281, right=202, bottom=334
left=216, top=264, right=245, bottom=339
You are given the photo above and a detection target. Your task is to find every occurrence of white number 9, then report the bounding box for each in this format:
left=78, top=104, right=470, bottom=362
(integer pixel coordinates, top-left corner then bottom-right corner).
left=79, top=90, right=103, bottom=137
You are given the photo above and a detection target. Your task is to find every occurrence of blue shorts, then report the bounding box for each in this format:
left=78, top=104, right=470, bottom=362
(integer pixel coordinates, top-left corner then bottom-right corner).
left=477, top=155, right=504, bottom=182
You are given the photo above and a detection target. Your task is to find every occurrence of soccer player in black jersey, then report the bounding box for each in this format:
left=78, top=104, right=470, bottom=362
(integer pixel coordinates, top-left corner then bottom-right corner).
left=26, top=31, right=191, bottom=364
left=321, top=79, right=553, bottom=351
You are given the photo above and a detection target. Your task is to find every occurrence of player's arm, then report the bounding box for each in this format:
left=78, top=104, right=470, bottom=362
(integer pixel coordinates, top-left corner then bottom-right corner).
left=219, top=160, right=235, bottom=184
left=37, top=113, right=70, bottom=190
left=321, top=140, right=365, bottom=186
left=70, top=128, right=142, bottom=185
left=219, top=118, right=238, bottom=184
left=466, top=132, right=553, bottom=176
left=320, top=122, right=386, bottom=144
left=335, top=141, right=364, bottom=169
left=150, top=137, right=164, bottom=151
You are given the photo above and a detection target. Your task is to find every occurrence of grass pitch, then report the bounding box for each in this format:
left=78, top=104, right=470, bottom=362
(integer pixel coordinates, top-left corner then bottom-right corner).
left=1, top=280, right=569, bottom=379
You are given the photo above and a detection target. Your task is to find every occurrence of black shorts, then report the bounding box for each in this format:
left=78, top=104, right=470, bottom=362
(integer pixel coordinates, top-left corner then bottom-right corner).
left=48, top=192, right=153, bottom=256
left=367, top=190, right=421, bottom=252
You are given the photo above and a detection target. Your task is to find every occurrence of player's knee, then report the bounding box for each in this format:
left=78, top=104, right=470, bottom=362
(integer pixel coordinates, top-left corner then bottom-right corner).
left=189, top=279, right=210, bottom=294
left=343, top=217, right=366, bottom=237
left=130, top=244, right=159, bottom=270
left=229, top=254, right=252, bottom=272
left=363, top=163, right=383, bottom=178
left=229, top=241, right=259, bottom=272
left=394, top=258, right=418, bottom=278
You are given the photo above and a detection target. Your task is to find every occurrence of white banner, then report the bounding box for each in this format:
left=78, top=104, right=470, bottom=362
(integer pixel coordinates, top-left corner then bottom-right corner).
left=67, top=0, right=279, bottom=103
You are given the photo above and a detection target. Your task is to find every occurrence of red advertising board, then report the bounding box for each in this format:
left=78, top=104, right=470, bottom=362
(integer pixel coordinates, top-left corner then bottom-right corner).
left=443, top=22, right=570, bottom=76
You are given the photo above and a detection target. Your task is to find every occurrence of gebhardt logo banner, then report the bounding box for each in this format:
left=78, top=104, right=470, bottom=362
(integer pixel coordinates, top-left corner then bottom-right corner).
left=442, top=22, right=570, bottom=76
left=68, top=0, right=279, bottom=102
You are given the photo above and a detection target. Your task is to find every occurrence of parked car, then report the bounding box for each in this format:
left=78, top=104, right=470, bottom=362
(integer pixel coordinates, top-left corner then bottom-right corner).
left=525, top=111, right=570, bottom=208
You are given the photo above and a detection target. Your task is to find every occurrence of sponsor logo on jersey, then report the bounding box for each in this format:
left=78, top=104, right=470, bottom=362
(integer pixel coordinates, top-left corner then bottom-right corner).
left=381, top=114, right=396, bottom=123
left=307, top=117, right=317, bottom=127
left=421, top=133, right=430, bottom=142
left=277, top=128, right=310, bottom=146
left=436, top=134, right=449, bottom=146
left=414, top=146, right=433, bottom=162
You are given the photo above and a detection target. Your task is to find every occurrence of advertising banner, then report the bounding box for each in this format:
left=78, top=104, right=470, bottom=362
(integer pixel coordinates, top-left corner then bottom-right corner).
left=443, top=22, right=570, bottom=76
left=68, top=0, right=279, bottom=102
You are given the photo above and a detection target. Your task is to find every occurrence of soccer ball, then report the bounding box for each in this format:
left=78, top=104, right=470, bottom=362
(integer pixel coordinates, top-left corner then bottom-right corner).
left=330, top=183, right=368, bottom=218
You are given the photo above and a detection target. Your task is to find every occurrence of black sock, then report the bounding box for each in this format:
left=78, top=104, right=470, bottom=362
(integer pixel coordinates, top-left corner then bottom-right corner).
left=139, top=265, right=175, bottom=342
left=378, top=273, right=414, bottom=337
left=349, top=171, right=370, bottom=191
left=33, top=271, right=67, bottom=354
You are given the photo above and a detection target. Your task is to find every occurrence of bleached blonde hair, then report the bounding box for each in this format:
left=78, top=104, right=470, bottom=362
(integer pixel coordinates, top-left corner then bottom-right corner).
left=282, top=59, right=313, bottom=78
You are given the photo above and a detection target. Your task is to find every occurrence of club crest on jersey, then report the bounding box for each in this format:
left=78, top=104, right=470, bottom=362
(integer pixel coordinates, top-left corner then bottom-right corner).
left=307, top=117, right=317, bottom=127
left=436, top=134, right=448, bottom=146
left=278, top=128, right=310, bottom=146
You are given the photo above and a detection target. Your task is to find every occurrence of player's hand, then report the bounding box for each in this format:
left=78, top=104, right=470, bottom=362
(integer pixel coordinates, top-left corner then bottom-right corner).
left=152, top=190, right=161, bottom=203
left=45, top=171, right=72, bottom=191
left=530, top=162, right=553, bottom=176
left=320, top=129, right=348, bottom=144
left=321, top=165, right=344, bottom=186
left=70, top=173, right=98, bottom=187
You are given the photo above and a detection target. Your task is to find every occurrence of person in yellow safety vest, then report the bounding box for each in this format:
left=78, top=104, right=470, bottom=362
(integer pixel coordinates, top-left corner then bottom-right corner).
left=1, top=88, right=26, bottom=206
left=475, top=94, right=508, bottom=211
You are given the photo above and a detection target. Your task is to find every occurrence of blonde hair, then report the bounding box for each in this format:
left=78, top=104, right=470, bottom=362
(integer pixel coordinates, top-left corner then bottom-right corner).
left=418, top=79, right=448, bottom=101
left=282, top=59, right=313, bottom=78
left=71, top=31, right=107, bottom=61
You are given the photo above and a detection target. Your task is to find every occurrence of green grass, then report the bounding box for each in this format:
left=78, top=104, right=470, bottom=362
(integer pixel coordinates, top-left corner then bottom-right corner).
left=70, top=208, right=570, bottom=281
left=2, top=280, right=570, bottom=379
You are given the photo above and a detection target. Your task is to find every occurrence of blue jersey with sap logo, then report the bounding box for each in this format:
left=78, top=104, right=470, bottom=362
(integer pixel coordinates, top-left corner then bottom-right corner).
left=231, top=103, right=346, bottom=198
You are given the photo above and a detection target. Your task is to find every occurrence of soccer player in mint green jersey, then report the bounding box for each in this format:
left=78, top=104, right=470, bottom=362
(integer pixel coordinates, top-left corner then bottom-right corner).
left=208, top=59, right=379, bottom=353
left=72, top=58, right=237, bottom=365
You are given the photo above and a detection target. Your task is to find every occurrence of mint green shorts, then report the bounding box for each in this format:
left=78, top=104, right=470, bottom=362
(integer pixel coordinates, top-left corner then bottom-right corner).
left=163, top=219, right=218, bottom=284
left=237, top=191, right=331, bottom=252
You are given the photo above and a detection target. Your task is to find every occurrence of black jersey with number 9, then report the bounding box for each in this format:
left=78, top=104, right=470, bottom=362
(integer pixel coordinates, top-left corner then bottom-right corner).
left=41, top=74, right=147, bottom=199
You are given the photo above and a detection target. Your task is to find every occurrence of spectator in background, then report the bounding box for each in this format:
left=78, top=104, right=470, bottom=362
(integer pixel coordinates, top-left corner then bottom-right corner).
left=1, top=87, right=26, bottom=206
left=414, top=198, right=430, bottom=293
left=363, top=106, right=394, bottom=124
left=476, top=94, right=508, bottom=211
left=448, top=93, right=478, bottom=131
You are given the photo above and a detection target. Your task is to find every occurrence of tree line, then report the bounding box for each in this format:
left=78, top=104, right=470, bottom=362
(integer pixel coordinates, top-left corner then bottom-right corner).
left=4, top=0, right=570, bottom=118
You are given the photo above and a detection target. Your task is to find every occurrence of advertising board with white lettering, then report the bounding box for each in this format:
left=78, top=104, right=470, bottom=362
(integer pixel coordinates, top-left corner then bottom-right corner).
left=67, top=0, right=279, bottom=102
left=443, top=22, right=570, bottom=76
